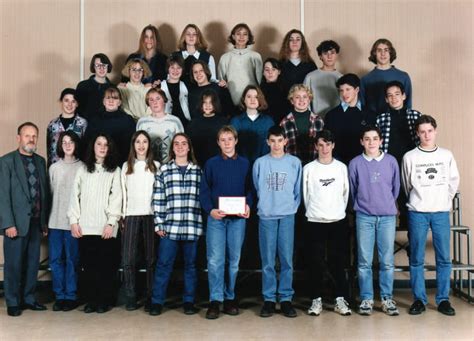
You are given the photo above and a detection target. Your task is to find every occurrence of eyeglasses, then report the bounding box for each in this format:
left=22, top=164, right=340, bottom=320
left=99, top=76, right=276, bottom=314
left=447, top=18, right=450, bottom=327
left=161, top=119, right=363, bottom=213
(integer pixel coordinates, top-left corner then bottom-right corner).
left=130, top=68, right=144, bottom=73
left=94, top=63, right=108, bottom=69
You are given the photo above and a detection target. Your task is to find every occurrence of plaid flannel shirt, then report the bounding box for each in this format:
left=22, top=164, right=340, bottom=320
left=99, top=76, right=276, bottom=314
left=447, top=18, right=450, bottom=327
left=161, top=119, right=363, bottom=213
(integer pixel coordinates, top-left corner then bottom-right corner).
left=153, top=161, right=203, bottom=241
left=376, top=109, right=421, bottom=153
left=280, top=111, right=324, bottom=164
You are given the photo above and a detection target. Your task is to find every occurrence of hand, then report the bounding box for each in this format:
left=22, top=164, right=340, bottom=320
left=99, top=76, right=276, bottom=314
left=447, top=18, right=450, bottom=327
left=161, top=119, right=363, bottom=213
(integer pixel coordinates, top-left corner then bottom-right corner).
left=118, top=82, right=127, bottom=88
left=102, top=224, right=114, bottom=239
left=238, top=205, right=250, bottom=219
left=144, top=83, right=153, bottom=88
left=152, top=80, right=161, bottom=88
left=217, top=79, right=227, bottom=88
left=156, top=230, right=166, bottom=237
left=5, top=226, right=18, bottom=238
left=42, top=226, right=48, bottom=237
left=210, top=209, right=226, bottom=220
left=71, top=223, right=83, bottom=238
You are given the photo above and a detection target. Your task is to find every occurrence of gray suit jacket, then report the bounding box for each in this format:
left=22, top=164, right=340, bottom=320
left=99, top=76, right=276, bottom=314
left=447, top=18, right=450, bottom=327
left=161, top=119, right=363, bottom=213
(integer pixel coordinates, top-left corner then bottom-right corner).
left=0, top=150, right=49, bottom=236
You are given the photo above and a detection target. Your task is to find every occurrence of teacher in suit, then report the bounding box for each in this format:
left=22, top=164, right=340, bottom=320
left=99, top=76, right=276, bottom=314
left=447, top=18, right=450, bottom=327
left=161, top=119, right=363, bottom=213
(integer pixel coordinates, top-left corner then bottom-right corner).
left=0, top=122, right=50, bottom=317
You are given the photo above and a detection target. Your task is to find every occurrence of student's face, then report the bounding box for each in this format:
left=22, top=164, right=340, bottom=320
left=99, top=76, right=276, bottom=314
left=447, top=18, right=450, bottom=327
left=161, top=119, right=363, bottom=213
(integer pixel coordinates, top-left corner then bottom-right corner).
left=315, top=139, right=334, bottom=159
left=233, top=28, right=249, bottom=49
left=184, top=27, right=198, bottom=47
left=134, top=134, right=149, bottom=159
left=147, top=92, right=165, bottom=114
left=290, top=90, right=311, bottom=112
left=375, top=43, right=391, bottom=67
left=267, top=135, right=287, bottom=154
left=288, top=33, right=302, bottom=53
left=94, top=58, right=108, bottom=78
left=320, top=48, right=338, bottom=68
left=192, top=64, right=208, bottom=86
left=360, top=131, right=382, bottom=155
left=129, top=62, right=144, bottom=84
left=94, top=136, right=109, bottom=161
left=416, top=123, right=437, bottom=148
left=244, top=89, right=259, bottom=111
left=202, top=97, right=214, bottom=115
left=339, top=84, right=359, bottom=106
left=61, top=94, right=78, bottom=115
left=263, top=62, right=280, bottom=83
left=17, top=126, right=38, bottom=154
left=61, top=135, right=76, bottom=157
left=144, top=29, right=156, bottom=51
left=385, top=86, right=406, bottom=110
left=173, top=135, right=190, bottom=159
left=168, top=63, right=183, bottom=81
left=103, top=92, right=121, bottom=112
left=217, top=132, right=237, bottom=155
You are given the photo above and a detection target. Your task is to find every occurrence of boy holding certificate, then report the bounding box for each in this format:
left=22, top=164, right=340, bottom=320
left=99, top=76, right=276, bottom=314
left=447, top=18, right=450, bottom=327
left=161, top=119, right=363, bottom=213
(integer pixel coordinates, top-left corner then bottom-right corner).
left=253, top=126, right=302, bottom=318
left=200, top=125, right=253, bottom=319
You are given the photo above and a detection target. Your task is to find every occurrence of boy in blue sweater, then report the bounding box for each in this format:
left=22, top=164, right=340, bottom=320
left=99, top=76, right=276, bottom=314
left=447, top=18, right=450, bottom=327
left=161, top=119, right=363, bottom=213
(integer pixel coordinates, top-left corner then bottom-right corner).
left=253, top=126, right=302, bottom=318
left=200, top=125, right=252, bottom=320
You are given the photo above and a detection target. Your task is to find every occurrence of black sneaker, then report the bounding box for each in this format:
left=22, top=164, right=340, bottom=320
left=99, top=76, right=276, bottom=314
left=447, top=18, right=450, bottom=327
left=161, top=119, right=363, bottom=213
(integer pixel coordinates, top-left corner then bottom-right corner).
left=53, top=300, right=65, bottom=311
left=260, top=301, right=276, bottom=318
left=408, top=300, right=426, bottom=315
left=149, top=303, right=163, bottom=316
left=183, top=302, right=199, bottom=315
left=280, top=301, right=297, bottom=318
left=206, top=301, right=221, bottom=320
left=437, top=300, right=455, bottom=316
left=125, top=297, right=138, bottom=311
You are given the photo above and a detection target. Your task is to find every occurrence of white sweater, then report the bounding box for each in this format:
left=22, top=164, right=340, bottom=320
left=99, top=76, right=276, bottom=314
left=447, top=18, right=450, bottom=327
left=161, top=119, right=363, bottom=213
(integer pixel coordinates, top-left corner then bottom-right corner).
left=121, top=160, right=160, bottom=217
left=303, top=159, right=349, bottom=222
left=402, top=146, right=460, bottom=212
left=119, top=82, right=150, bottom=120
left=67, top=164, right=122, bottom=237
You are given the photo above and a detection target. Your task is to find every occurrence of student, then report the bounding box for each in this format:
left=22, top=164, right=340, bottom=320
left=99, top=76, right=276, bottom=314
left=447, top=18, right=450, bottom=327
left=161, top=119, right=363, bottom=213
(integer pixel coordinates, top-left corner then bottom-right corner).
left=218, top=23, right=263, bottom=106
left=200, top=126, right=252, bottom=319
left=76, top=53, right=113, bottom=120
left=325, top=73, right=376, bottom=165
left=150, top=133, right=203, bottom=316
left=46, top=88, right=88, bottom=167
left=279, top=29, right=317, bottom=92
left=303, top=130, right=351, bottom=317
left=304, top=40, right=342, bottom=118
left=230, top=85, right=274, bottom=164
left=360, top=38, right=412, bottom=114
left=121, top=131, right=159, bottom=311
left=402, top=115, right=460, bottom=316
left=260, top=58, right=291, bottom=124
left=118, top=58, right=152, bottom=120
left=160, top=55, right=191, bottom=128
left=349, top=126, right=400, bottom=316
left=253, top=126, right=302, bottom=318
left=280, top=84, right=324, bottom=165
left=48, top=131, right=83, bottom=312
left=186, top=90, right=228, bottom=167
left=68, top=133, right=122, bottom=314
left=136, top=88, right=184, bottom=163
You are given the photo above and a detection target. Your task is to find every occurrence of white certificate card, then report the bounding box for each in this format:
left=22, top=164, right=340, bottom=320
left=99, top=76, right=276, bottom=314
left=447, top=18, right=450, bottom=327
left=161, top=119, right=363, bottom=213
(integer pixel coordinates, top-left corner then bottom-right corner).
left=218, top=196, right=246, bottom=215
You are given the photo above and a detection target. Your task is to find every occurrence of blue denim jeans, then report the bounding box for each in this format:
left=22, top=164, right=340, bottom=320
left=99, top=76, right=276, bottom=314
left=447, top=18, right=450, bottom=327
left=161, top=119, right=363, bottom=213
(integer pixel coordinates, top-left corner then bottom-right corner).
left=206, top=216, right=246, bottom=302
left=259, top=215, right=295, bottom=302
left=48, top=229, right=79, bottom=300
left=151, top=238, right=198, bottom=305
left=408, top=211, right=451, bottom=305
left=356, top=212, right=396, bottom=300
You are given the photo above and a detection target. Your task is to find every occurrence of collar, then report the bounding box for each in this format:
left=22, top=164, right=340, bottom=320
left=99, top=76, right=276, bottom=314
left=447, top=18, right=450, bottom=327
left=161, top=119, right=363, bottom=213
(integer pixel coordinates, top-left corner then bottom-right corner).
left=221, top=152, right=238, bottom=160
left=418, top=146, right=438, bottom=153
left=232, top=47, right=249, bottom=55
left=182, top=50, right=200, bottom=59
left=362, top=151, right=384, bottom=162
left=341, top=100, right=362, bottom=112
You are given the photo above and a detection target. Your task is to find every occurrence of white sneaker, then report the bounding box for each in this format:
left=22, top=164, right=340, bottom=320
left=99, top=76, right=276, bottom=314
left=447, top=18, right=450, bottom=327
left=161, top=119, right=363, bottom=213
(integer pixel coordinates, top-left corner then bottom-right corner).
left=381, top=298, right=399, bottom=316
left=334, top=297, right=352, bottom=316
left=308, top=297, right=322, bottom=316
left=359, top=299, right=374, bottom=315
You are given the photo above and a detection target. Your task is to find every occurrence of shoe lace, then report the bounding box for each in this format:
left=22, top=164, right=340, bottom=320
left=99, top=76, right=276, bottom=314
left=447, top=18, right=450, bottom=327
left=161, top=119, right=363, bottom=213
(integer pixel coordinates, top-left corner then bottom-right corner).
left=383, top=299, right=397, bottom=309
left=336, top=298, right=349, bottom=310
left=310, top=299, right=322, bottom=310
left=360, top=300, right=373, bottom=309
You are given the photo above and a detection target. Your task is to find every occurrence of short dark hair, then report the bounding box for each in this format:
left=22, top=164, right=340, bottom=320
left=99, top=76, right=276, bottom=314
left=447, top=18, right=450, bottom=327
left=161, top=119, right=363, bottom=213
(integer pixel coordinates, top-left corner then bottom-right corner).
left=228, top=23, right=255, bottom=46
left=167, top=54, right=185, bottom=70
left=263, top=57, right=282, bottom=71
left=267, top=125, right=286, bottom=139
left=315, top=129, right=335, bottom=144
left=56, top=131, right=81, bottom=159
left=336, top=73, right=360, bottom=89
left=369, top=38, right=397, bottom=64
left=360, top=125, right=382, bottom=139
left=384, top=80, right=405, bottom=96
left=84, top=133, right=118, bottom=173
left=415, top=115, right=437, bottom=131
left=199, top=89, right=221, bottom=115
left=59, top=88, right=78, bottom=102
left=17, top=122, right=39, bottom=135
left=89, top=53, right=112, bottom=73
left=316, top=40, right=340, bottom=56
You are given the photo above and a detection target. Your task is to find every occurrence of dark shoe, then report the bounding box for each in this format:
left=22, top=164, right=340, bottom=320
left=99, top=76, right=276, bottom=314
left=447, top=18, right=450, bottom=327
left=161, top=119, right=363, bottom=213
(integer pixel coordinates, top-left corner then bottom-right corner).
left=96, top=304, right=109, bottom=314
left=205, top=301, right=221, bottom=320
left=62, top=300, right=78, bottom=312
left=22, top=302, right=47, bottom=311
left=149, top=303, right=163, bottom=316
left=7, top=306, right=22, bottom=317
left=223, top=299, right=239, bottom=316
left=84, top=303, right=97, bottom=313
left=53, top=300, right=65, bottom=311
left=437, top=300, right=455, bottom=316
left=260, top=301, right=276, bottom=317
left=125, top=297, right=138, bottom=311
left=183, top=302, right=199, bottom=315
left=280, top=301, right=297, bottom=318
left=408, top=300, right=426, bottom=315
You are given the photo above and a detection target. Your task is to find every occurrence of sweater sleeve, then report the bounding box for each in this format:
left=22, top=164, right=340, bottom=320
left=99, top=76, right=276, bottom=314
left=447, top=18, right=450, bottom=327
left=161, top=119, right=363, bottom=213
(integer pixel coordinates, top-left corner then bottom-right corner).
left=105, top=168, right=123, bottom=227
left=302, top=165, right=309, bottom=209
left=67, top=167, right=83, bottom=225
left=199, top=162, right=214, bottom=213
left=404, top=74, right=413, bottom=109
left=342, top=164, right=350, bottom=208
left=392, top=158, right=401, bottom=201
left=348, top=161, right=358, bottom=206
left=152, top=170, right=166, bottom=231
left=401, top=154, right=412, bottom=197
left=448, top=153, right=460, bottom=201
left=254, top=53, right=263, bottom=84
left=294, top=159, right=302, bottom=207
left=218, top=54, right=228, bottom=81
left=121, top=164, right=128, bottom=218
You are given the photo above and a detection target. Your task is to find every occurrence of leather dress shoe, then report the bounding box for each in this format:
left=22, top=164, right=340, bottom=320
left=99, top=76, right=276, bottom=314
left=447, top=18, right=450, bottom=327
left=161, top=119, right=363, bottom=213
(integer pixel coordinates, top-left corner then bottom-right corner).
left=62, top=300, right=79, bottom=312
left=84, top=303, right=97, bottom=313
left=7, top=306, right=22, bottom=317
left=223, top=300, right=239, bottom=315
left=205, top=301, right=220, bottom=320
left=149, top=303, right=163, bottom=316
left=53, top=300, right=65, bottom=311
left=437, top=301, right=455, bottom=316
left=96, top=304, right=110, bottom=314
left=22, top=302, right=47, bottom=311
left=408, top=300, right=426, bottom=315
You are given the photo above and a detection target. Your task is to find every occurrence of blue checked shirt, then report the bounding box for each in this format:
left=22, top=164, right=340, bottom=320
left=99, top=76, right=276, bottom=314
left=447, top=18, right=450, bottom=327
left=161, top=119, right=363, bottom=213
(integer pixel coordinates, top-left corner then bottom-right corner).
left=376, top=109, right=421, bottom=153
left=153, top=161, right=203, bottom=241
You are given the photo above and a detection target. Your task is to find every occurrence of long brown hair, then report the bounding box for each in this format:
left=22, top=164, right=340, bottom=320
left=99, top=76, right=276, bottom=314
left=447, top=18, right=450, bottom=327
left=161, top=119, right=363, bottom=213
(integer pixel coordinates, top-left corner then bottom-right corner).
left=278, top=29, right=314, bottom=63
left=126, top=130, right=158, bottom=174
left=167, top=133, right=197, bottom=165
left=136, top=25, right=163, bottom=55
left=177, top=24, right=208, bottom=51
